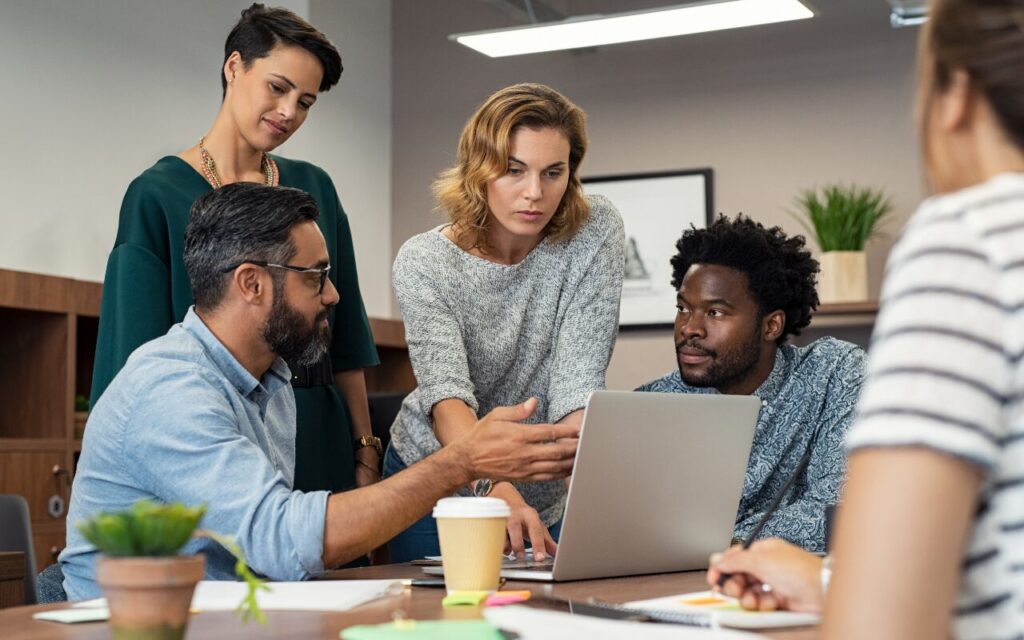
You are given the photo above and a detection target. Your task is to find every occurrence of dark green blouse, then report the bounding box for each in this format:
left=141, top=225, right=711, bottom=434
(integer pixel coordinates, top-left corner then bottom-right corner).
left=90, top=155, right=380, bottom=493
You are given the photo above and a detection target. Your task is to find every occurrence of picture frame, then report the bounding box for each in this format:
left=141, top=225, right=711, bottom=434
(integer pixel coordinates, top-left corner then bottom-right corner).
left=583, top=169, right=714, bottom=330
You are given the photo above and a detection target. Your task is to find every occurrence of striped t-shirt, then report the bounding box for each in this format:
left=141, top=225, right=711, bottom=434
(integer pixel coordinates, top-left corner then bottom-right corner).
left=847, top=172, right=1024, bottom=638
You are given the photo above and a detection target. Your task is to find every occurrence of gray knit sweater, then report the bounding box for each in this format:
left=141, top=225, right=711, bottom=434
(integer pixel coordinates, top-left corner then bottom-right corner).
left=390, top=195, right=625, bottom=526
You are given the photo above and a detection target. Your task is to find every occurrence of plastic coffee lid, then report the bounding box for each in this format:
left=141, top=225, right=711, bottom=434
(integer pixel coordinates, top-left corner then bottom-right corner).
left=432, top=497, right=511, bottom=518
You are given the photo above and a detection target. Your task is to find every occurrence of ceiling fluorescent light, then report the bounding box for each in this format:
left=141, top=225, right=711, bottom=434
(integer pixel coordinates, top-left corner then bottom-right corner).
left=890, top=8, right=928, bottom=28
left=451, top=0, right=814, bottom=58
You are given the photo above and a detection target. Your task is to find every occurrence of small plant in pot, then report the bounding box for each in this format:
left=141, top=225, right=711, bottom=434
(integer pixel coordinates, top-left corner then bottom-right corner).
left=791, top=184, right=893, bottom=303
left=79, top=500, right=266, bottom=640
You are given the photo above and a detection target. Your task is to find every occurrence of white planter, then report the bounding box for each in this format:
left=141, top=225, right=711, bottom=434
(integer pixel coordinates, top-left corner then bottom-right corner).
left=818, top=251, right=868, bottom=304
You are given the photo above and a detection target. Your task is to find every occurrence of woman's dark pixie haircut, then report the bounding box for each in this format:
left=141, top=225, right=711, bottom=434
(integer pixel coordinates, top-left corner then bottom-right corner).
left=222, top=3, right=343, bottom=96
left=670, top=214, right=820, bottom=345
left=184, top=183, right=320, bottom=311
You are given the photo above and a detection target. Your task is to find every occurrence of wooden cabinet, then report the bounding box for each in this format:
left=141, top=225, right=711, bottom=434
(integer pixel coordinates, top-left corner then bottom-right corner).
left=30, top=525, right=66, bottom=572
left=0, top=552, right=25, bottom=609
left=0, top=451, right=70, bottom=525
left=0, top=269, right=97, bottom=573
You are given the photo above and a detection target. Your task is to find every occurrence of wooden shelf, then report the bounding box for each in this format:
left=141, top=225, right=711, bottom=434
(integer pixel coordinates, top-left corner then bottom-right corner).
left=814, top=301, right=879, bottom=315
left=0, top=439, right=69, bottom=451
left=369, top=317, right=406, bottom=349
left=366, top=317, right=414, bottom=393
left=809, top=301, right=878, bottom=329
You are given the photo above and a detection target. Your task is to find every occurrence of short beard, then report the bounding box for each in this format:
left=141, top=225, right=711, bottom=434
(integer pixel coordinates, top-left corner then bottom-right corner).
left=678, top=327, right=762, bottom=391
left=262, top=294, right=331, bottom=367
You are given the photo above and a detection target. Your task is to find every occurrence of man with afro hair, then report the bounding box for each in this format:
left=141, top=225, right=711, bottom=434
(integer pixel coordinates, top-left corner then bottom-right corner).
left=637, top=214, right=865, bottom=552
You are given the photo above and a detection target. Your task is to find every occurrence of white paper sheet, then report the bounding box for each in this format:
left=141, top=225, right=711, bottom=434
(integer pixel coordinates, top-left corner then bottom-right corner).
left=625, top=590, right=820, bottom=629
left=72, top=579, right=403, bottom=613
left=33, top=608, right=110, bottom=624
left=484, top=606, right=766, bottom=639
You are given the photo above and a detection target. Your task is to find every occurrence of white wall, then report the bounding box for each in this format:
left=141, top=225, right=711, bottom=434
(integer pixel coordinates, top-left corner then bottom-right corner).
left=292, top=0, right=392, bottom=317
left=0, top=0, right=392, bottom=317
left=390, top=0, right=924, bottom=389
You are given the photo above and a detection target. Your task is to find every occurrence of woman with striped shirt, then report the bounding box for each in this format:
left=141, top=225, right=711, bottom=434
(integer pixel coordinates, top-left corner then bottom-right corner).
left=708, top=1, right=1024, bottom=637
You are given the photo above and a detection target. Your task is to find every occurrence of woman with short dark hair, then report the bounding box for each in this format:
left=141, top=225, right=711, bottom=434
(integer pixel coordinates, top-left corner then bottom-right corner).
left=91, top=4, right=381, bottom=505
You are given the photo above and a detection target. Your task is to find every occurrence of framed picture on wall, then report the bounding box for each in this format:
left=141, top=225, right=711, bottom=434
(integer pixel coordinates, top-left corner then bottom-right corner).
left=583, top=169, right=714, bottom=330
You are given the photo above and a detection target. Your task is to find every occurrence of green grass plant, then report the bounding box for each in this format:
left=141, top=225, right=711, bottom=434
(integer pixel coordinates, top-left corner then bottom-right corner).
left=792, top=184, right=892, bottom=252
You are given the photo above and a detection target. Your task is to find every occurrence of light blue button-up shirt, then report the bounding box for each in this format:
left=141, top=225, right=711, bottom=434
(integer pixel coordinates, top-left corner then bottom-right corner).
left=61, top=308, right=329, bottom=600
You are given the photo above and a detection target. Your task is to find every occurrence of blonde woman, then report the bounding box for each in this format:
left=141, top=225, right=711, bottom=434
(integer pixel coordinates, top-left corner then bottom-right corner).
left=384, top=83, right=625, bottom=562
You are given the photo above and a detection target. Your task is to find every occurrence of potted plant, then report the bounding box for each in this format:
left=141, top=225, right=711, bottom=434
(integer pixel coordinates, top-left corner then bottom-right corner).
left=78, top=500, right=266, bottom=640
left=792, top=184, right=892, bottom=304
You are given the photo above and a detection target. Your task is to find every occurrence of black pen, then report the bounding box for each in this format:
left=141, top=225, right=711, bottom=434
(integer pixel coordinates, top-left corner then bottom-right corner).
left=715, top=449, right=812, bottom=589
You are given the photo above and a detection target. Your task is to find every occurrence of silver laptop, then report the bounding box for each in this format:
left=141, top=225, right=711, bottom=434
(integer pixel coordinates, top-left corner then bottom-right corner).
left=423, top=390, right=760, bottom=582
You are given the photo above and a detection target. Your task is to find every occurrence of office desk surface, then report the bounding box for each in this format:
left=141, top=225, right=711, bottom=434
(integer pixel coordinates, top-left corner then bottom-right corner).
left=1, top=563, right=817, bottom=639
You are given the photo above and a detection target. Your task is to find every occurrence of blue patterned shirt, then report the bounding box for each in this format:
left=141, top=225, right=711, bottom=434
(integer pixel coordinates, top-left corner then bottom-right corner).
left=637, top=337, right=865, bottom=552
left=61, top=308, right=329, bottom=600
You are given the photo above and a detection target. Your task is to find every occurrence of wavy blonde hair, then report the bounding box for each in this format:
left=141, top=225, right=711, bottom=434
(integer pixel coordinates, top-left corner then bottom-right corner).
left=434, top=83, right=590, bottom=251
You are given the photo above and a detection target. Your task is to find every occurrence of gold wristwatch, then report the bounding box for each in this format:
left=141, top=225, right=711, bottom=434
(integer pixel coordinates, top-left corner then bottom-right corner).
left=354, top=435, right=383, bottom=457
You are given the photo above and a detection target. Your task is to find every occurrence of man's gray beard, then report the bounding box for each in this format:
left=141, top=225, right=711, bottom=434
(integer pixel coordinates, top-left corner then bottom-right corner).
left=288, top=328, right=330, bottom=366
left=262, top=297, right=331, bottom=366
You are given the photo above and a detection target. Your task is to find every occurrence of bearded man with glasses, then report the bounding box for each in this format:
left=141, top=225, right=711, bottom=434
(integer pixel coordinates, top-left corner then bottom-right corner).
left=61, top=183, right=580, bottom=600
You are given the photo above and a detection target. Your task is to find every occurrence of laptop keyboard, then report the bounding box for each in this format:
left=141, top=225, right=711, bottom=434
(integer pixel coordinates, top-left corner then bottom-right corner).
left=502, top=558, right=555, bottom=570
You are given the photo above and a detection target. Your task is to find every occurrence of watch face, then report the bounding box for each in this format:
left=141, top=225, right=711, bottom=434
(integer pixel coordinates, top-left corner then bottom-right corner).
left=474, top=479, right=493, bottom=497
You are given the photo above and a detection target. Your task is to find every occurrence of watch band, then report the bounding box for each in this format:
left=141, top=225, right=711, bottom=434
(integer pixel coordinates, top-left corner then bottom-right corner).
left=354, top=435, right=383, bottom=457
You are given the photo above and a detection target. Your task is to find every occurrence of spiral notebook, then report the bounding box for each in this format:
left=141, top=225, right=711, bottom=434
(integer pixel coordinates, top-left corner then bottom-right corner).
left=624, top=590, right=820, bottom=630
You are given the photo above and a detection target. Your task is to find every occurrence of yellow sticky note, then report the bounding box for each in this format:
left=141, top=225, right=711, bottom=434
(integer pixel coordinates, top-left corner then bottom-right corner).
left=442, top=591, right=489, bottom=607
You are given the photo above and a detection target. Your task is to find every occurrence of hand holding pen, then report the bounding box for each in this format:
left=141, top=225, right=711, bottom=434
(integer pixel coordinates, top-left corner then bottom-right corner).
left=710, top=450, right=813, bottom=598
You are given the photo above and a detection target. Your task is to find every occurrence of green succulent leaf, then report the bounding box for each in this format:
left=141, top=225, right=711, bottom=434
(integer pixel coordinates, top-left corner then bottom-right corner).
left=77, top=500, right=205, bottom=557
left=78, top=500, right=266, bottom=625
left=791, top=184, right=893, bottom=252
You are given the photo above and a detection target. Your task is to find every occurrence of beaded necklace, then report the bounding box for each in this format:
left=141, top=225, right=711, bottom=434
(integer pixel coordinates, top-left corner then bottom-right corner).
left=198, top=136, right=278, bottom=188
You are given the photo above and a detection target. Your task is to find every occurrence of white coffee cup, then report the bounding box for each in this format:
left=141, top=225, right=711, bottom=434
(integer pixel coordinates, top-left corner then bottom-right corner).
left=433, top=497, right=510, bottom=595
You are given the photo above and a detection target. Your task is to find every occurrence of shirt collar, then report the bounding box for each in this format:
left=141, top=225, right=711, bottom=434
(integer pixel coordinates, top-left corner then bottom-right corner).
left=182, top=307, right=291, bottom=398
left=751, top=346, right=791, bottom=404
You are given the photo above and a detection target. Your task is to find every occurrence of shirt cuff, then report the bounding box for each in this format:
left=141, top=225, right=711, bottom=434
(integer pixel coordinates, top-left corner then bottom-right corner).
left=287, top=489, right=330, bottom=577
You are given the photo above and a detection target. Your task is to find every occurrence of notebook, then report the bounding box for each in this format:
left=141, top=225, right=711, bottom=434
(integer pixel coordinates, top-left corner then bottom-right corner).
left=624, top=590, right=820, bottom=629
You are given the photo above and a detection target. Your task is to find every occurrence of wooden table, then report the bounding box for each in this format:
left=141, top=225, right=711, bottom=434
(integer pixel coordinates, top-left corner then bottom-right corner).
left=1, top=563, right=818, bottom=638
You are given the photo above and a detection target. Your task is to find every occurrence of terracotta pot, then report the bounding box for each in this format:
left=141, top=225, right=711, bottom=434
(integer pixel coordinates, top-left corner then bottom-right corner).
left=96, top=555, right=205, bottom=640
left=817, top=251, right=869, bottom=303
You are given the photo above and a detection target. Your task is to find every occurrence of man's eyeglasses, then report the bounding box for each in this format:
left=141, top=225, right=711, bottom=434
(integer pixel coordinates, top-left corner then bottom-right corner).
left=222, top=261, right=332, bottom=295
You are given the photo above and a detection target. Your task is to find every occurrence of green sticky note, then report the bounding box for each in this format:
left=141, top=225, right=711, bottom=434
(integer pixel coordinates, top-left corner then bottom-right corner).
left=341, top=620, right=503, bottom=640
left=442, top=591, right=490, bottom=607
